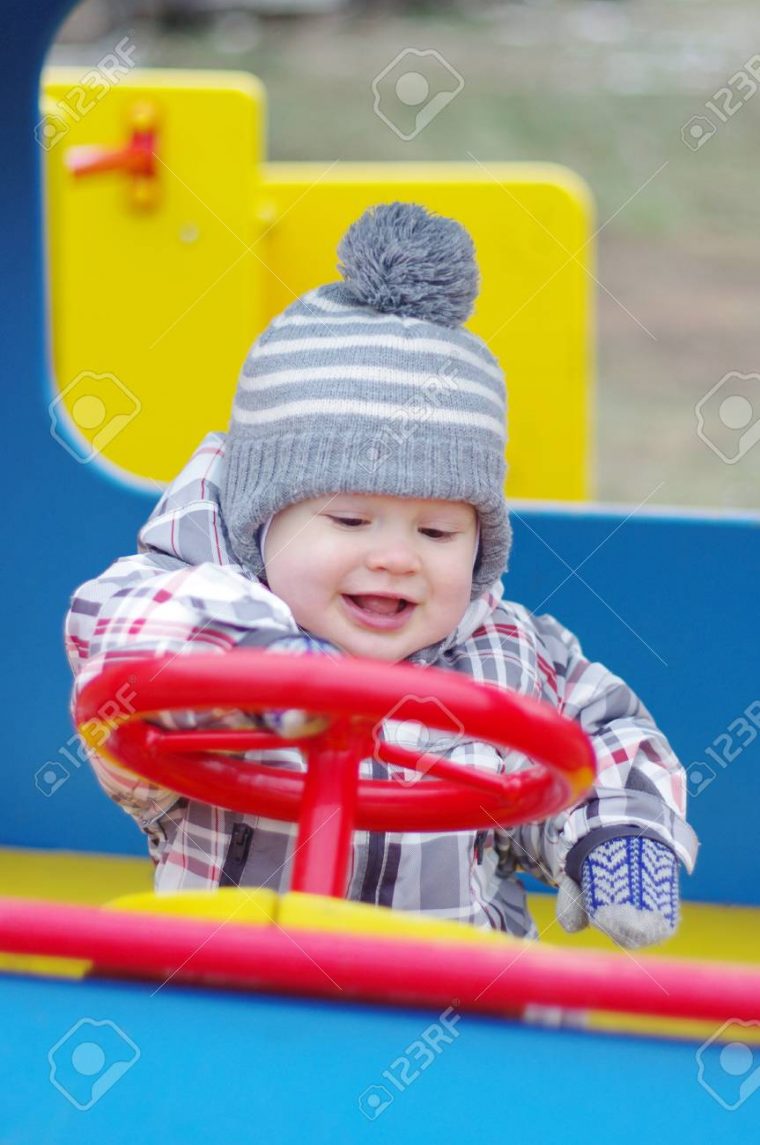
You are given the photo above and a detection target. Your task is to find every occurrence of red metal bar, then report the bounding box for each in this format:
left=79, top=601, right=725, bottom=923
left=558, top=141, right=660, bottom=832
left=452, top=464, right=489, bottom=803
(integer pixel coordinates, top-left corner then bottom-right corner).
left=290, top=723, right=361, bottom=896
left=2, top=897, right=759, bottom=1024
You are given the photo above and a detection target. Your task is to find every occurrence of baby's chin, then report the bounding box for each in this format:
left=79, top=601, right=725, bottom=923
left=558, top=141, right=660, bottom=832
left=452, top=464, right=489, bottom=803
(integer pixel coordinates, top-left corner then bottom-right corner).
left=299, top=598, right=459, bottom=661
left=314, top=632, right=409, bottom=662
left=344, top=642, right=412, bottom=663
left=303, top=619, right=422, bottom=662
left=329, top=627, right=437, bottom=663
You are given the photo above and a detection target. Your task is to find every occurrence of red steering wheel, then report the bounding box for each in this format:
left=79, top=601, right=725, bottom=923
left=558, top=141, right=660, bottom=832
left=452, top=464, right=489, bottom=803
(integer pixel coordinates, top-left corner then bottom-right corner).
left=76, top=651, right=596, bottom=898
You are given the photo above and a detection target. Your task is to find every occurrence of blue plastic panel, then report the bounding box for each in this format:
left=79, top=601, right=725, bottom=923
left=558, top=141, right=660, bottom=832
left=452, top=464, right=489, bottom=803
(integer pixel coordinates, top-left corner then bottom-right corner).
left=4, top=499, right=757, bottom=906
left=505, top=505, right=760, bottom=906
left=2, top=972, right=759, bottom=1144
left=2, top=0, right=758, bottom=908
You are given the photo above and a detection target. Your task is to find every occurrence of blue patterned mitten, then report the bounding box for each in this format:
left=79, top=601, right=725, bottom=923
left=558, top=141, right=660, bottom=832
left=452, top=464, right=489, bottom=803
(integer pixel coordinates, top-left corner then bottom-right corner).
left=256, top=634, right=341, bottom=737
left=556, top=836, right=679, bottom=949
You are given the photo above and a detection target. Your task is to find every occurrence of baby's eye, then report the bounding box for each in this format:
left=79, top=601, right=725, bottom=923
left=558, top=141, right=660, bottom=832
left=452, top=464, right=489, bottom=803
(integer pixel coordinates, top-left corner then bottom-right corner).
left=329, top=516, right=366, bottom=527
left=328, top=517, right=455, bottom=539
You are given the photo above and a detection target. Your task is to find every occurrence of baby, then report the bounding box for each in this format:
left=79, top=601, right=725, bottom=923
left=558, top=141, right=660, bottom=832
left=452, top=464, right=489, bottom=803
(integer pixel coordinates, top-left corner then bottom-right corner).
left=261, top=493, right=479, bottom=663
left=65, top=202, right=698, bottom=948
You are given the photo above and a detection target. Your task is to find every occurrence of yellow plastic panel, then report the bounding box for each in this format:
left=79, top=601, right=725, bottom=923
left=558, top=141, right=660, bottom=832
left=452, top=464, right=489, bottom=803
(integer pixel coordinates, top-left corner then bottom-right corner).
left=42, top=68, right=265, bottom=485
left=279, top=891, right=523, bottom=946
left=259, top=163, right=594, bottom=500
left=529, top=891, right=760, bottom=965
left=0, top=847, right=151, bottom=980
left=4, top=848, right=760, bottom=1037
left=42, top=62, right=592, bottom=499
left=529, top=892, right=760, bottom=1043
left=106, top=886, right=522, bottom=946
left=0, top=845, right=152, bottom=904
left=108, top=886, right=278, bottom=925
left=3, top=844, right=756, bottom=969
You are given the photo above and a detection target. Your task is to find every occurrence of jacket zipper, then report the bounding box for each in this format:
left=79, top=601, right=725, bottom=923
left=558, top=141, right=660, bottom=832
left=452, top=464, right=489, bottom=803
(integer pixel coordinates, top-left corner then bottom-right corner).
left=219, top=822, right=253, bottom=887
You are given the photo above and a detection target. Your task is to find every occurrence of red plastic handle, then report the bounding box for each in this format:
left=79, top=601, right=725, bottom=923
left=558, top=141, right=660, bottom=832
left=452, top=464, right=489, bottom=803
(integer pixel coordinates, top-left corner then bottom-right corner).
left=65, top=103, right=157, bottom=180
left=76, top=651, right=597, bottom=897
left=66, top=129, right=155, bottom=178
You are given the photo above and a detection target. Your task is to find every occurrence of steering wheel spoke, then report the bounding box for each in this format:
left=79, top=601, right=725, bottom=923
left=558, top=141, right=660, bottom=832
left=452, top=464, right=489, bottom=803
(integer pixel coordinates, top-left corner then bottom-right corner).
left=374, top=740, right=514, bottom=797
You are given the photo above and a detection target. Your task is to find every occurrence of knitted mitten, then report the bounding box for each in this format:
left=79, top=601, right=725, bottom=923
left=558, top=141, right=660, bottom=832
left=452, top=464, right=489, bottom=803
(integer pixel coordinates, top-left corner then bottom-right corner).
left=256, top=634, right=341, bottom=737
left=556, top=836, right=679, bottom=949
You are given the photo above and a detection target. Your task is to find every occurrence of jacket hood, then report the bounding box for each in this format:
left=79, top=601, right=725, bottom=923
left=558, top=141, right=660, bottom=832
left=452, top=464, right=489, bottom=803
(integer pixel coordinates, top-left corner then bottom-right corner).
left=138, top=432, right=506, bottom=665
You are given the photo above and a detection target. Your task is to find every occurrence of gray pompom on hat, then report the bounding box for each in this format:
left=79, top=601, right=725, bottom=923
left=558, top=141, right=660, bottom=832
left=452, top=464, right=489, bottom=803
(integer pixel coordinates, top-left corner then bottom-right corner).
left=221, top=201, right=511, bottom=601
left=338, top=201, right=479, bottom=327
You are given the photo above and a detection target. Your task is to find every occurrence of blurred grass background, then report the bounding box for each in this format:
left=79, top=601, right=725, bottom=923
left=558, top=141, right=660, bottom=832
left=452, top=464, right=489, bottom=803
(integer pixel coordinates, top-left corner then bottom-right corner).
left=50, top=0, right=760, bottom=510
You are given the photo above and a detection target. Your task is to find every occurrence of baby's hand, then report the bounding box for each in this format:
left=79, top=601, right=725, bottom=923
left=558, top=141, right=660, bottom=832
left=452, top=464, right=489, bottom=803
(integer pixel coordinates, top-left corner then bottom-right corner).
left=556, top=836, right=679, bottom=949
left=256, top=634, right=341, bottom=738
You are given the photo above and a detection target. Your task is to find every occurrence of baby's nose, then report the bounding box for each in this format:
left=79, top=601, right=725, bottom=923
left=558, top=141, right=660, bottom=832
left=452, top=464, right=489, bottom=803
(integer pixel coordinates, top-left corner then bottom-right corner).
left=364, top=537, right=422, bottom=574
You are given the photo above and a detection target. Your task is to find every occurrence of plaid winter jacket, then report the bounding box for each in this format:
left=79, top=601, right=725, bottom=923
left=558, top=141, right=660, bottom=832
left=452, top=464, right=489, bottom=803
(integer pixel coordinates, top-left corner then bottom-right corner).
left=64, top=433, right=698, bottom=937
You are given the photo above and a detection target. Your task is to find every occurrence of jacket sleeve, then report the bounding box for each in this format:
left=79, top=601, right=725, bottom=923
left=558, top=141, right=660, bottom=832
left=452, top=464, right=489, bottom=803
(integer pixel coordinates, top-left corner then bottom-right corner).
left=495, top=611, right=699, bottom=887
left=65, top=551, right=301, bottom=831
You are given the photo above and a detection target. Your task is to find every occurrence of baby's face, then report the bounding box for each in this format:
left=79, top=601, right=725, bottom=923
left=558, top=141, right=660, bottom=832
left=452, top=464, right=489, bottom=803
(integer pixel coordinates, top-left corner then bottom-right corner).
left=263, top=494, right=478, bottom=661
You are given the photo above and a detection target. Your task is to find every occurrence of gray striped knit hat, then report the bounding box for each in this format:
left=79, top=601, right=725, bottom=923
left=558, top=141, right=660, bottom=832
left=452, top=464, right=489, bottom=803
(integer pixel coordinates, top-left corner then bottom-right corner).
left=221, top=202, right=511, bottom=601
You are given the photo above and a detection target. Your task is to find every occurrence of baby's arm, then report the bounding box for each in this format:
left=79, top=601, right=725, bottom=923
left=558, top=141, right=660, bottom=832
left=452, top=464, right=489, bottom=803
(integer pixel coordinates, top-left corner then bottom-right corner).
left=496, top=609, right=698, bottom=946
left=65, top=552, right=308, bottom=831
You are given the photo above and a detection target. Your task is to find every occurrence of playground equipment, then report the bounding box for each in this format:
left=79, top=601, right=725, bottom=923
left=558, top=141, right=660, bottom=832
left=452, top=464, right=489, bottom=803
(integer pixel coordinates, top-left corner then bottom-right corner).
left=42, top=68, right=591, bottom=495
left=5, top=649, right=760, bottom=1142
left=2, top=5, right=760, bottom=1141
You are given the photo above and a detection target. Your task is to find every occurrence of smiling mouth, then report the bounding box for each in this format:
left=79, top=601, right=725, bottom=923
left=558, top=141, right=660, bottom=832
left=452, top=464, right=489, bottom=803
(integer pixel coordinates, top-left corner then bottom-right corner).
left=345, top=594, right=412, bottom=616
left=340, top=594, right=418, bottom=630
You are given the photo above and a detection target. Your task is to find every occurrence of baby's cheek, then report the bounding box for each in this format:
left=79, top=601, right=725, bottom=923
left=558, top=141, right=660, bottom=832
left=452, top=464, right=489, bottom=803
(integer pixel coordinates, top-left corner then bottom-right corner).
left=443, top=559, right=474, bottom=604
left=265, top=567, right=314, bottom=627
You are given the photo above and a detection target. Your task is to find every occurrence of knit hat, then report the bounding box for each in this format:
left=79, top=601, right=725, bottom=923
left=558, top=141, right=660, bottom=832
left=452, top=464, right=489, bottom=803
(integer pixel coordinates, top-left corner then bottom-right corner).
left=221, top=201, right=511, bottom=601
